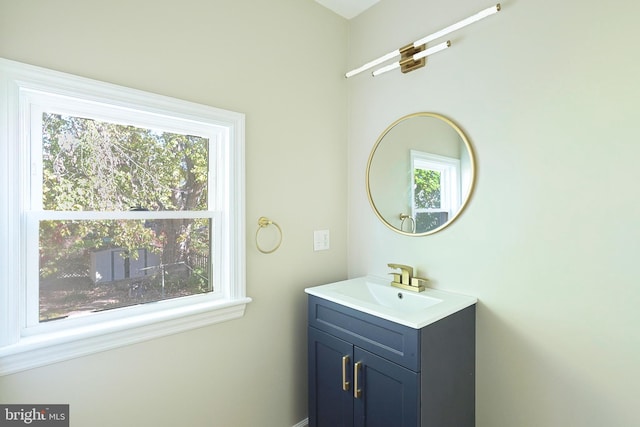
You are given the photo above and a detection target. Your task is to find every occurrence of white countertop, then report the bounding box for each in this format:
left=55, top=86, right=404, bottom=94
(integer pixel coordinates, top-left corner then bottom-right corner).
left=305, top=275, right=477, bottom=329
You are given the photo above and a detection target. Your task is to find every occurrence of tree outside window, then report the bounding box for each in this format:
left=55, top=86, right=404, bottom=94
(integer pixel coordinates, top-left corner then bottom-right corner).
left=39, top=114, right=212, bottom=321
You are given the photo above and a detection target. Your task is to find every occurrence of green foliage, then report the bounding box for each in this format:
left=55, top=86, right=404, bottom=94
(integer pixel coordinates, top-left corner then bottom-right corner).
left=40, top=113, right=210, bottom=278
left=42, top=113, right=208, bottom=212
left=413, top=168, right=449, bottom=233
left=414, top=168, right=441, bottom=209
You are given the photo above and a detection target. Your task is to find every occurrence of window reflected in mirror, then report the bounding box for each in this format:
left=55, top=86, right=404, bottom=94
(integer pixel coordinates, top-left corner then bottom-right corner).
left=411, top=151, right=460, bottom=233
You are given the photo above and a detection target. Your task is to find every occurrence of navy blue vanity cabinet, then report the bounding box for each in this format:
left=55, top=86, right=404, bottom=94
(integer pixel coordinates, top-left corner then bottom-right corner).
left=308, top=327, right=354, bottom=426
left=307, top=295, right=475, bottom=427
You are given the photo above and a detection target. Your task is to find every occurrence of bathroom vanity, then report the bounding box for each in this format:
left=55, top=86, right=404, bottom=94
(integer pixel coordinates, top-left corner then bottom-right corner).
left=306, top=276, right=476, bottom=427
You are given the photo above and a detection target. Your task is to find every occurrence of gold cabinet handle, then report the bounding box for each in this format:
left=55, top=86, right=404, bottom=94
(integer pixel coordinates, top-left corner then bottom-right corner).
left=342, top=355, right=351, bottom=391
left=354, top=361, right=363, bottom=399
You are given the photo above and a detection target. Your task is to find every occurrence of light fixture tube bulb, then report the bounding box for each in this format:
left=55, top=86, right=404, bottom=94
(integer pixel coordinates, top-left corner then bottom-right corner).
left=345, top=50, right=400, bottom=78
left=413, top=40, right=451, bottom=61
left=371, top=62, right=400, bottom=77
left=413, top=3, right=501, bottom=47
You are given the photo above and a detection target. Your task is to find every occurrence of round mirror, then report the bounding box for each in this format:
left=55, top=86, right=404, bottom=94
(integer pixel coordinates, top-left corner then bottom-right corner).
left=366, top=112, right=476, bottom=236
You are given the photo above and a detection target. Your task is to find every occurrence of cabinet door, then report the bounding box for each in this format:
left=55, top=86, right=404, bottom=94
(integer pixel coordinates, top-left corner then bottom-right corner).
left=353, top=348, right=419, bottom=427
left=308, top=327, right=354, bottom=427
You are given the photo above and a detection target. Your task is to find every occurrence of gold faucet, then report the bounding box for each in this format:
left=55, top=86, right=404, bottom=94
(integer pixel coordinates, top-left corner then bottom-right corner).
left=387, top=263, right=428, bottom=292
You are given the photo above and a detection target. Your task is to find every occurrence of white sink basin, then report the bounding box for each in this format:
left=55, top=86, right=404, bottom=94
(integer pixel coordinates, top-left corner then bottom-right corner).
left=305, top=276, right=477, bottom=329
left=332, top=278, right=442, bottom=312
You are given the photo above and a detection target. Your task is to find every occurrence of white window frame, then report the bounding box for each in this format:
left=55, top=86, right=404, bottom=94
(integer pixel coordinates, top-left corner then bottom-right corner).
left=0, top=58, right=250, bottom=375
left=410, top=150, right=461, bottom=220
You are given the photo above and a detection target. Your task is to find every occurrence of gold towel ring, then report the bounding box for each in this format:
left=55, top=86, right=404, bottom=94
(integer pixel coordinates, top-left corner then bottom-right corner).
left=256, top=217, right=283, bottom=254
left=399, top=213, right=416, bottom=233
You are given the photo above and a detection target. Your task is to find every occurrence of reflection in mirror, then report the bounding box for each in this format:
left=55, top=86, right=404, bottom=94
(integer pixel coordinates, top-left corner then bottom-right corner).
left=366, top=113, right=475, bottom=236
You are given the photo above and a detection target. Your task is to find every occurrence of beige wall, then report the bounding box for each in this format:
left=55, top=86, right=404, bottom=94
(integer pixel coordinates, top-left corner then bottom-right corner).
left=348, top=0, right=640, bottom=426
left=0, top=1, right=347, bottom=426
left=3, top=0, right=640, bottom=426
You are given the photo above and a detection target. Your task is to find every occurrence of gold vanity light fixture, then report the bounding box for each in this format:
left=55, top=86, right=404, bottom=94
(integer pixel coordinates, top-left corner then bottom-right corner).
left=345, top=3, right=501, bottom=78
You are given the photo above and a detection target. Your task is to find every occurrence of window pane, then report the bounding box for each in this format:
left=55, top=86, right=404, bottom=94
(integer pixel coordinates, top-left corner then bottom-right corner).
left=416, top=212, right=449, bottom=233
left=42, top=113, right=210, bottom=211
left=414, top=169, right=441, bottom=209
left=39, top=219, right=212, bottom=322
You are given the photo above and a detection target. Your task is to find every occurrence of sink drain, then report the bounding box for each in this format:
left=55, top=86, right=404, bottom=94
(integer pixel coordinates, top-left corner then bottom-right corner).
left=397, top=292, right=403, bottom=299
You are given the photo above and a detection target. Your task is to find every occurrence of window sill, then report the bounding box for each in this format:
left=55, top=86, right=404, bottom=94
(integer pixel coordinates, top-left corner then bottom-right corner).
left=0, top=297, right=252, bottom=376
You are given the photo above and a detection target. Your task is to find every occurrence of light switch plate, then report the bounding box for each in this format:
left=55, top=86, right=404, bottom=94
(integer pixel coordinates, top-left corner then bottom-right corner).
left=313, top=229, right=330, bottom=251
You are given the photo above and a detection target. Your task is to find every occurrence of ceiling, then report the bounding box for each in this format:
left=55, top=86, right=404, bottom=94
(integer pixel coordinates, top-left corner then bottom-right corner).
left=314, top=0, right=380, bottom=19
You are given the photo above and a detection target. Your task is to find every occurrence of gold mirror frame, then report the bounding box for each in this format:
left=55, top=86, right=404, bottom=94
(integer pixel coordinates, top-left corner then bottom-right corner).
left=366, top=112, right=476, bottom=236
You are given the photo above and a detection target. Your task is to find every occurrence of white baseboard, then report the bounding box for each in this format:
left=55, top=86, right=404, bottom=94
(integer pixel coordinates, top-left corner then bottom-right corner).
left=292, top=418, right=308, bottom=427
